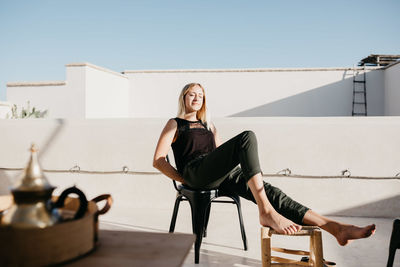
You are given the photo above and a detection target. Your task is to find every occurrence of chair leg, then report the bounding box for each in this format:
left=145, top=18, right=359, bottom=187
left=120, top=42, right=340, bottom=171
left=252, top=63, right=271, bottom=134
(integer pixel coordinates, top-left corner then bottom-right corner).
left=169, top=195, right=182, bottom=233
left=231, top=195, right=248, bottom=250
left=387, top=219, right=400, bottom=267
left=189, top=196, right=211, bottom=264
left=203, top=204, right=211, bottom=237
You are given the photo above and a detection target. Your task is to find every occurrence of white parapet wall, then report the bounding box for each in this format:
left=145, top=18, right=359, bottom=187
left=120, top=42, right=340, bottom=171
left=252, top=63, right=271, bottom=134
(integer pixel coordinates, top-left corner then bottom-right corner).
left=6, top=81, right=75, bottom=118
left=124, top=67, right=384, bottom=118
left=66, top=63, right=130, bottom=118
left=0, top=101, right=12, bottom=119
left=0, top=117, right=399, bottom=219
left=6, top=63, right=130, bottom=119
left=384, top=61, right=400, bottom=115
left=7, top=62, right=392, bottom=119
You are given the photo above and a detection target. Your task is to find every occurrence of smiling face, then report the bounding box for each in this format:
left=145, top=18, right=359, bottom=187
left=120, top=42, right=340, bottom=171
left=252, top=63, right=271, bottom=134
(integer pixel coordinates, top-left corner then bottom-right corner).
left=184, top=85, right=204, bottom=114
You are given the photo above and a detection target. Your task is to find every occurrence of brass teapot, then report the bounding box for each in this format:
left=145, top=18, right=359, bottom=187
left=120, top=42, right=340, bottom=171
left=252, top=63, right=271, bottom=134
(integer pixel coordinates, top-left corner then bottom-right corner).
left=1, top=144, right=88, bottom=228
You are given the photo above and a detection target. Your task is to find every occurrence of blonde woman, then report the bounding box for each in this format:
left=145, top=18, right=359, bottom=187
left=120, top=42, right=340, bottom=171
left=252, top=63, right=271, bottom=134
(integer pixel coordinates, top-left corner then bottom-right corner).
left=153, top=83, right=375, bottom=243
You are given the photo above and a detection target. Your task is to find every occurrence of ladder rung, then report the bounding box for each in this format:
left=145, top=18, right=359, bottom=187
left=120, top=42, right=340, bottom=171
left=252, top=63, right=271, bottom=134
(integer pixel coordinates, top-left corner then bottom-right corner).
left=354, top=80, right=366, bottom=83
left=354, top=91, right=365, bottom=93
left=353, top=102, right=365, bottom=104
left=353, top=113, right=367, bottom=116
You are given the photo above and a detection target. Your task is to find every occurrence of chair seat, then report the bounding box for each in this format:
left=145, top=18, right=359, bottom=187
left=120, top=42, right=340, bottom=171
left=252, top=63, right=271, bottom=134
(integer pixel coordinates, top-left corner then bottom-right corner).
left=178, top=184, right=219, bottom=199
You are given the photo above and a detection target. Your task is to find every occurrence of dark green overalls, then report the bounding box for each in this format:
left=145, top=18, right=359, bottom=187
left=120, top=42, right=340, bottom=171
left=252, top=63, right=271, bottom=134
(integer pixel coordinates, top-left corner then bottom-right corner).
left=182, top=130, right=309, bottom=225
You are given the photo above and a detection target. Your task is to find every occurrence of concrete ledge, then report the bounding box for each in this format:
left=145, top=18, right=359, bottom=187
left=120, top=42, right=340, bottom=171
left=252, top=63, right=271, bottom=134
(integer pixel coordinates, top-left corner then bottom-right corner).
left=0, top=101, right=13, bottom=107
left=6, top=81, right=66, bottom=87
left=123, top=66, right=382, bottom=74
left=66, top=62, right=128, bottom=79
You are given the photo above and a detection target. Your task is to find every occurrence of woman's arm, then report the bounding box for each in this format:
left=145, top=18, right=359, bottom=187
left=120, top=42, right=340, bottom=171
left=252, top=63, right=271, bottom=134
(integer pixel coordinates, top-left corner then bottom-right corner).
left=153, top=119, right=185, bottom=183
left=211, top=123, right=222, bottom=147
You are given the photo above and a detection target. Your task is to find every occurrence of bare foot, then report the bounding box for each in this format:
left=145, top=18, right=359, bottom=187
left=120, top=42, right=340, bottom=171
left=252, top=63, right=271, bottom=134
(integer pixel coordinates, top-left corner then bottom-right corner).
left=260, top=210, right=301, bottom=234
left=335, top=224, right=376, bottom=246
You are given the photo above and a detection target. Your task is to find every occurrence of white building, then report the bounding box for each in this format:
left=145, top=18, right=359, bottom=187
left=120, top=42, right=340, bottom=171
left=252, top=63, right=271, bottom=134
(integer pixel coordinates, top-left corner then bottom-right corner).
left=0, top=101, right=13, bottom=118
left=6, top=61, right=400, bottom=119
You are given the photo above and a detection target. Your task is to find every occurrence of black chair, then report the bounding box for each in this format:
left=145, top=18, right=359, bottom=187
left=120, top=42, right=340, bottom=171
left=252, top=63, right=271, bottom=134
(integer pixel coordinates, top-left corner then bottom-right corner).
left=166, top=156, right=247, bottom=264
left=387, top=218, right=400, bottom=267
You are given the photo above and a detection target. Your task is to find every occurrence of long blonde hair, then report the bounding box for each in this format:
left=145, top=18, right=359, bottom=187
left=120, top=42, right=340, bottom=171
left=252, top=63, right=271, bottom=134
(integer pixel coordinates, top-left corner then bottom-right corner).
left=177, top=83, right=210, bottom=128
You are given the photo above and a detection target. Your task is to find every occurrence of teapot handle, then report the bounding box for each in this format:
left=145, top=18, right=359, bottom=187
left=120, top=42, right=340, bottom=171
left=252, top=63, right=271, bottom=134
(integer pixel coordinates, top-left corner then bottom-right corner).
left=53, top=186, right=88, bottom=220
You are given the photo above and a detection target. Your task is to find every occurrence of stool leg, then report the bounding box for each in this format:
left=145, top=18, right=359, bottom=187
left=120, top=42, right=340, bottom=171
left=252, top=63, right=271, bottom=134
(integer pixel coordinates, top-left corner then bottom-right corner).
left=261, top=227, right=271, bottom=267
left=310, top=230, right=324, bottom=267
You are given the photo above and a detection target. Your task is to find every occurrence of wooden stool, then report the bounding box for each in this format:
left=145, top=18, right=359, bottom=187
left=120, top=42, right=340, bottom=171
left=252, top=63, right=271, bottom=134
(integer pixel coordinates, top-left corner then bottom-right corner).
left=261, top=226, right=325, bottom=267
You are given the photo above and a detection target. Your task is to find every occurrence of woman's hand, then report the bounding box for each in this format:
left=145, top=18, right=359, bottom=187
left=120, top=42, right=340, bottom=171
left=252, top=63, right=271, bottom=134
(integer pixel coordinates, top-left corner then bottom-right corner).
left=153, top=119, right=185, bottom=183
left=211, top=123, right=222, bottom=147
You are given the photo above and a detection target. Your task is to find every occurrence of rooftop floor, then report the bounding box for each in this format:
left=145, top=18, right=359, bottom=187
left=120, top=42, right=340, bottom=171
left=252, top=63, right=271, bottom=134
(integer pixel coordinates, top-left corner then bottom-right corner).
left=99, top=203, right=399, bottom=267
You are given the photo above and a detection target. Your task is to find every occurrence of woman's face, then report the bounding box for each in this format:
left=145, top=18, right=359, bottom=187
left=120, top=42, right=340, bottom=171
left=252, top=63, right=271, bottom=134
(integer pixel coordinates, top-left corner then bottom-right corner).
left=184, top=85, right=204, bottom=114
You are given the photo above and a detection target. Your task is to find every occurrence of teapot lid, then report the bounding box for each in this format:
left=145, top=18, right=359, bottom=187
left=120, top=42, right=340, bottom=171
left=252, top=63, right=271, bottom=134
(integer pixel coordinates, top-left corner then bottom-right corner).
left=13, top=144, right=53, bottom=191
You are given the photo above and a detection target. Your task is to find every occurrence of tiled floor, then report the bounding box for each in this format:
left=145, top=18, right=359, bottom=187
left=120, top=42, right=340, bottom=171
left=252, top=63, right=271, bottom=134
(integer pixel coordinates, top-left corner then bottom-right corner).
left=100, top=205, right=399, bottom=267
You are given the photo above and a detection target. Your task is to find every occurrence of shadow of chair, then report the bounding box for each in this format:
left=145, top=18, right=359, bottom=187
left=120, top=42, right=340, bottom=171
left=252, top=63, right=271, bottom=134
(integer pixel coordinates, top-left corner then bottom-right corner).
left=166, top=156, right=247, bottom=264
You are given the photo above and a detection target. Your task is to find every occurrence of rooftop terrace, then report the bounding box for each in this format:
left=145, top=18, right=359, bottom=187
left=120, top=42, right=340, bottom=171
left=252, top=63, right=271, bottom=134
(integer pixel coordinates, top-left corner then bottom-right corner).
left=0, top=117, right=399, bottom=266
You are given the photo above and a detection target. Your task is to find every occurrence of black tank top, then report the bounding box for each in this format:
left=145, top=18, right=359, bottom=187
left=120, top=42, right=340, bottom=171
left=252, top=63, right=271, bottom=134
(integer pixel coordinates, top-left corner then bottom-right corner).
left=171, top=117, right=216, bottom=174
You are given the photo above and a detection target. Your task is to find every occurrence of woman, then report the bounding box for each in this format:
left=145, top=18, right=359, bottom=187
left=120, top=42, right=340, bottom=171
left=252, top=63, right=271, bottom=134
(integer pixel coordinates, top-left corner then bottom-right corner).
left=153, top=83, right=375, bottom=244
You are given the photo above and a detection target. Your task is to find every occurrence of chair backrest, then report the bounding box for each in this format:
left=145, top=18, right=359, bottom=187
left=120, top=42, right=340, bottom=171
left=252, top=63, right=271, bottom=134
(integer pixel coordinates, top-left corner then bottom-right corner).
left=166, top=155, right=180, bottom=191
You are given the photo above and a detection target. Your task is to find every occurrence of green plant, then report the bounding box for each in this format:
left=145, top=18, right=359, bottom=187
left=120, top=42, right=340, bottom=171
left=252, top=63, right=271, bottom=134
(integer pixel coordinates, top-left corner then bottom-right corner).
left=8, top=101, right=48, bottom=119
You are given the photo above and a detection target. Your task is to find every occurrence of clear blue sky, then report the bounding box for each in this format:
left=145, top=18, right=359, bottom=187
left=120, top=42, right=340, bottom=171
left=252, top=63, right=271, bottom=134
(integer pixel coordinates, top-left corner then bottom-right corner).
left=1, top=0, right=399, bottom=101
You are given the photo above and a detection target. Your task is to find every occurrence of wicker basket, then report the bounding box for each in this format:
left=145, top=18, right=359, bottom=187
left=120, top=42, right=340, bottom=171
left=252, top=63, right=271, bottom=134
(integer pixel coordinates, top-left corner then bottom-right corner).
left=0, top=194, right=112, bottom=267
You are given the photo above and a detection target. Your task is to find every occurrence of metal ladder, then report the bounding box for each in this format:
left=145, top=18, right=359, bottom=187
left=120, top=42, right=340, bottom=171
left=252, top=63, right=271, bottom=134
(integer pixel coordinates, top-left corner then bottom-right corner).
left=352, top=66, right=367, bottom=116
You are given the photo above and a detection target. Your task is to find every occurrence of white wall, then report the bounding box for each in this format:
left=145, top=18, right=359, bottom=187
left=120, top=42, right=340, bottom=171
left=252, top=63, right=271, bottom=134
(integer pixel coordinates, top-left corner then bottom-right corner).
left=6, top=63, right=393, bottom=119
left=0, top=117, right=399, bottom=218
left=125, top=67, right=384, bottom=118
left=6, top=81, right=84, bottom=118
left=84, top=64, right=130, bottom=118
left=64, top=65, right=86, bottom=118
left=6, top=65, right=88, bottom=119
left=6, top=63, right=130, bottom=119
left=384, top=62, right=400, bottom=115
left=364, top=68, right=385, bottom=115
left=0, top=101, right=12, bottom=118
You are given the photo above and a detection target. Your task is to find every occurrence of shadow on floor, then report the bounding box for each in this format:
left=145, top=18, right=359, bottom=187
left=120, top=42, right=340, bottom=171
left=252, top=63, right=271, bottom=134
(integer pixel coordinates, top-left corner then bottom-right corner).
left=327, top=194, right=400, bottom=218
left=185, top=248, right=261, bottom=267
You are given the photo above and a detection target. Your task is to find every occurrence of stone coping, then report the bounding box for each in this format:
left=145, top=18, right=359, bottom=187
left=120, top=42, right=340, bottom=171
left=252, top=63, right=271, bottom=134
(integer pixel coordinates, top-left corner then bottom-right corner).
left=7, top=81, right=66, bottom=87
left=66, top=62, right=128, bottom=79
left=123, top=66, right=382, bottom=74
left=0, top=101, right=13, bottom=107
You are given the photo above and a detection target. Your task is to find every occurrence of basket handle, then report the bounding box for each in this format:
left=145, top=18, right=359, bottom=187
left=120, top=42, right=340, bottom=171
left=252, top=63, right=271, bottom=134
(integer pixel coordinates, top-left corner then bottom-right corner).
left=91, top=194, right=113, bottom=215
